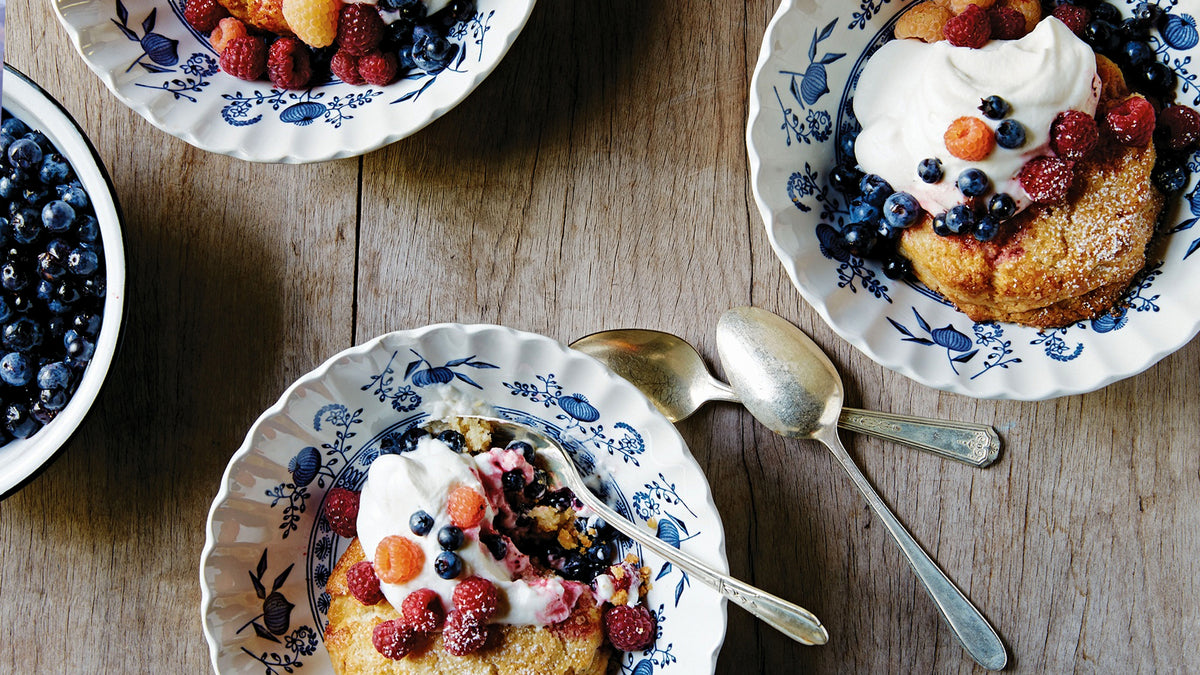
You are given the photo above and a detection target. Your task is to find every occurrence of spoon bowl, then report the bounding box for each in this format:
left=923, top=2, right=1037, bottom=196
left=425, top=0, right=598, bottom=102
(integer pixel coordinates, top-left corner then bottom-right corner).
left=459, top=414, right=830, bottom=647
left=716, top=307, right=1007, bottom=671
left=571, top=329, right=1001, bottom=467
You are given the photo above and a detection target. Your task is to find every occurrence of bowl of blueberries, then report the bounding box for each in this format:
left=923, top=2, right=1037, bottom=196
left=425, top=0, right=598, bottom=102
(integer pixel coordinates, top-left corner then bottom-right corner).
left=0, top=66, right=126, bottom=499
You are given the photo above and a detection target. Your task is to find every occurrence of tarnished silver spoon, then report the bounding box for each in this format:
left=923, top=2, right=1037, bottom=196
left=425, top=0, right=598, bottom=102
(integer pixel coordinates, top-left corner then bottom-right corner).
left=570, top=329, right=999, bottom=467
left=716, top=307, right=1006, bottom=671
left=458, top=415, right=829, bottom=647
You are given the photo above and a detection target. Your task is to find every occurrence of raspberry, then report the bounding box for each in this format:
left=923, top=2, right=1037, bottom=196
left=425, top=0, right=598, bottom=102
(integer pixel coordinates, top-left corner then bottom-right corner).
left=603, top=604, right=657, bottom=652
left=944, top=117, right=995, bottom=161
left=337, top=4, right=384, bottom=56
left=346, top=561, right=384, bottom=605
left=1050, top=110, right=1099, bottom=160
left=452, top=576, right=500, bottom=625
left=1105, top=96, right=1156, bottom=147
left=1018, top=156, right=1075, bottom=204
left=987, top=6, right=1027, bottom=40
left=282, top=0, right=340, bottom=48
left=268, top=37, right=313, bottom=89
left=375, top=535, right=425, bottom=584
left=330, top=50, right=365, bottom=85
left=219, top=36, right=268, bottom=80
left=401, top=588, right=445, bottom=634
left=1051, top=4, right=1090, bottom=35
left=323, top=487, right=360, bottom=538
left=184, top=0, right=229, bottom=33
left=372, top=618, right=421, bottom=660
left=210, top=17, right=248, bottom=55
left=1156, top=104, right=1200, bottom=152
left=442, top=609, right=491, bottom=656
left=357, top=51, right=399, bottom=86
left=446, top=486, right=487, bottom=529
left=943, top=5, right=991, bottom=48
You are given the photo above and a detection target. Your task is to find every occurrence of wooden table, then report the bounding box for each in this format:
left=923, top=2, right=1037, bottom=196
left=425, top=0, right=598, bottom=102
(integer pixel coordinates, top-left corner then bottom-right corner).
left=2, top=0, right=1198, bottom=672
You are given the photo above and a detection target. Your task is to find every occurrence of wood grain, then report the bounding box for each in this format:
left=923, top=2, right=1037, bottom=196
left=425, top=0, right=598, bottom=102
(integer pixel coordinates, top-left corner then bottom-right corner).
left=1, top=0, right=1198, bottom=672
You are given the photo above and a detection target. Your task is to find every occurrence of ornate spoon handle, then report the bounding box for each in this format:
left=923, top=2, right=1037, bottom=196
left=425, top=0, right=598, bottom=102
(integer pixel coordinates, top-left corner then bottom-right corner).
left=838, top=408, right=1001, bottom=467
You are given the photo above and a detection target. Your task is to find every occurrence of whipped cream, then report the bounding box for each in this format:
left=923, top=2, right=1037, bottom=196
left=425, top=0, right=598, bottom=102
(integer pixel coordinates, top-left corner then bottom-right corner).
left=358, top=436, right=580, bottom=625
left=853, top=18, right=1101, bottom=215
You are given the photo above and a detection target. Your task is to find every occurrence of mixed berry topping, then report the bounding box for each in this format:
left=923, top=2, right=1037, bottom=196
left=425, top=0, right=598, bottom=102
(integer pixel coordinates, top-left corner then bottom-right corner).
left=0, top=111, right=108, bottom=444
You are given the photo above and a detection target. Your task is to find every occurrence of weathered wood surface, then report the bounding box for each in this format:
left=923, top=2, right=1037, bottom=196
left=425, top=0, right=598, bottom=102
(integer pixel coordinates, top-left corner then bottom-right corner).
left=1, top=0, right=1197, bottom=672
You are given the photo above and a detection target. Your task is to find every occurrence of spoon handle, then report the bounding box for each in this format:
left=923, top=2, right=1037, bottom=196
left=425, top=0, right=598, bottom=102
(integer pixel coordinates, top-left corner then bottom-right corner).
left=837, top=408, right=1000, bottom=468
left=818, top=428, right=1007, bottom=671
left=544, top=445, right=829, bottom=646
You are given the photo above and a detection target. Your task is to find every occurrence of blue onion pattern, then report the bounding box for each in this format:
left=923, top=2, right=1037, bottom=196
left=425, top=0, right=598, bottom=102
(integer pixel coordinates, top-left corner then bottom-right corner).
left=1164, top=13, right=1199, bottom=50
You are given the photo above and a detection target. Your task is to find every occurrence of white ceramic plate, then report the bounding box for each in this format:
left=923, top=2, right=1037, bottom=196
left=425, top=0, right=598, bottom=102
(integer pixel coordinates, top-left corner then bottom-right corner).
left=199, top=324, right=728, bottom=675
left=53, top=0, right=536, bottom=163
left=747, top=0, right=1200, bottom=400
left=0, top=66, right=127, bottom=499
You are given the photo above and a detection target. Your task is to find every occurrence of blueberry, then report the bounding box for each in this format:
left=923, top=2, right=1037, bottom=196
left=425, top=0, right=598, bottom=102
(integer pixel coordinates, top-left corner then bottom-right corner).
left=849, top=198, right=881, bottom=224
left=4, top=317, right=43, bottom=351
left=65, top=333, right=95, bottom=364
left=39, top=388, right=69, bottom=411
left=7, top=138, right=43, bottom=170
left=978, top=95, right=1010, bottom=120
left=35, top=279, right=55, bottom=302
left=1118, top=19, right=1151, bottom=43
left=986, top=193, right=1016, bottom=220
left=931, top=213, right=951, bottom=236
left=437, top=525, right=464, bottom=550
left=76, top=216, right=100, bottom=243
left=434, top=551, right=463, bottom=579
left=5, top=403, right=38, bottom=439
left=956, top=169, right=989, bottom=197
left=56, top=281, right=82, bottom=306
left=858, top=174, right=893, bottom=206
left=409, top=510, right=435, bottom=536
left=396, top=44, right=417, bottom=72
left=882, top=191, right=922, bottom=228
left=81, top=276, right=105, bottom=299
left=882, top=255, right=912, bottom=280
left=30, top=401, right=58, bottom=426
left=397, top=427, right=429, bottom=452
left=840, top=221, right=877, bottom=256
left=35, top=361, right=70, bottom=391
left=0, top=176, right=18, bottom=200
left=411, top=34, right=458, bottom=72
left=973, top=216, right=1001, bottom=242
left=46, top=238, right=72, bottom=262
left=10, top=208, right=43, bottom=245
left=502, top=469, right=525, bottom=492
left=995, top=120, right=1026, bottom=149
left=436, top=428, right=465, bottom=452
left=0, top=352, right=33, bottom=386
left=55, top=184, right=89, bottom=210
left=1083, top=21, right=1120, bottom=54
left=67, top=248, right=100, bottom=276
left=1, top=262, right=26, bottom=292
left=0, top=299, right=10, bottom=324
left=480, top=532, right=507, bottom=560
left=945, top=205, right=975, bottom=235
left=1122, top=40, right=1154, bottom=67
left=1152, top=161, right=1189, bottom=193
left=1091, top=2, right=1120, bottom=24
left=1140, top=62, right=1177, bottom=100
left=524, top=472, right=547, bottom=500
left=876, top=221, right=902, bottom=241
left=506, top=439, right=535, bottom=463
left=1, top=118, right=30, bottom=138
left=72, top=312, right=101, bottom=336
left=587, top=541, right=614, bottom=564
left=39, top=154, right=71, bottom=185
left=392, top=0, right=427, bottom=20
left=917, top=158, right=943, bottom=183
left=22, top=185, right=52, bottom=207
left=24, top=131, right=53, bottom=153
left=1132, top=1, right=1161, bottom=24
left=41, top=200, right=75, bottom=233
left=829, top=164, right=864, bottom=195
left=839, top=128, right=859, bottom=157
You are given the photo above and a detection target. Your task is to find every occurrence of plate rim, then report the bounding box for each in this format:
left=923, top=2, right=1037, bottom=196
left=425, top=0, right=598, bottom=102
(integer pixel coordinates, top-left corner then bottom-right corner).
left=198, top=323, right=729, bottom=674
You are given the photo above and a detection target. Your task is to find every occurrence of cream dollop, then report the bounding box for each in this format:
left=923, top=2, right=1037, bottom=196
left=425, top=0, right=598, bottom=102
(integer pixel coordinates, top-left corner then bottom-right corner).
left=853, top=18, right=1101, bottom=215
left=357, top=436, right=576, bottom=625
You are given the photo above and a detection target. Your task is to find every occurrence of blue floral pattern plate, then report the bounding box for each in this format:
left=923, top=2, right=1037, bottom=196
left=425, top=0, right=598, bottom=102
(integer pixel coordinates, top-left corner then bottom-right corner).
left=53, top=0, right=536, bottom=162
left=199, top=324, right=728, bottom=674
left=747, top=0, right=1200, bottom=400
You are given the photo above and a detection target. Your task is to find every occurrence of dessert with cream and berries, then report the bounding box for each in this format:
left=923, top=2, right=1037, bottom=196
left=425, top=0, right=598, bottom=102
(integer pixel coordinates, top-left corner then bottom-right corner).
left=183, top=0, right=474, bottom=89
left=321, top=417, right=657, bottom=674
left=833, top=0, right=1198, bottom=327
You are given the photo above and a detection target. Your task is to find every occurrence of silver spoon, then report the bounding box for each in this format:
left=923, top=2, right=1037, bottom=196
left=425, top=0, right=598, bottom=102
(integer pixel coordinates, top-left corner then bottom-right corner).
left=456, top=415, right=830, bottom=647
left=715, top=307, right=1007, bottom=671
left=570, top=329, right=999, bottom=468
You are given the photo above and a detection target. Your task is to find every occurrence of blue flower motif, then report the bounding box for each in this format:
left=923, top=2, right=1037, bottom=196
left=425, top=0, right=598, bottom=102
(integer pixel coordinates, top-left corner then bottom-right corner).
left=806, top=109, right=832, bottom=142
left=285, top=626, right=318, bottom=656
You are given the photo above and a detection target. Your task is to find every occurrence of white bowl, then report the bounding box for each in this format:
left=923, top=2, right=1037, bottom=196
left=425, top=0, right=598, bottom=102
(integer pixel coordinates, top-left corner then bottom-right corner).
left=53, top=0, right=537, bottom=163
left=199, top=324, right=729, bottom=674
left=0, top=66, right=127, bottom=499
left=747, top=0, right=1200, bottom=400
